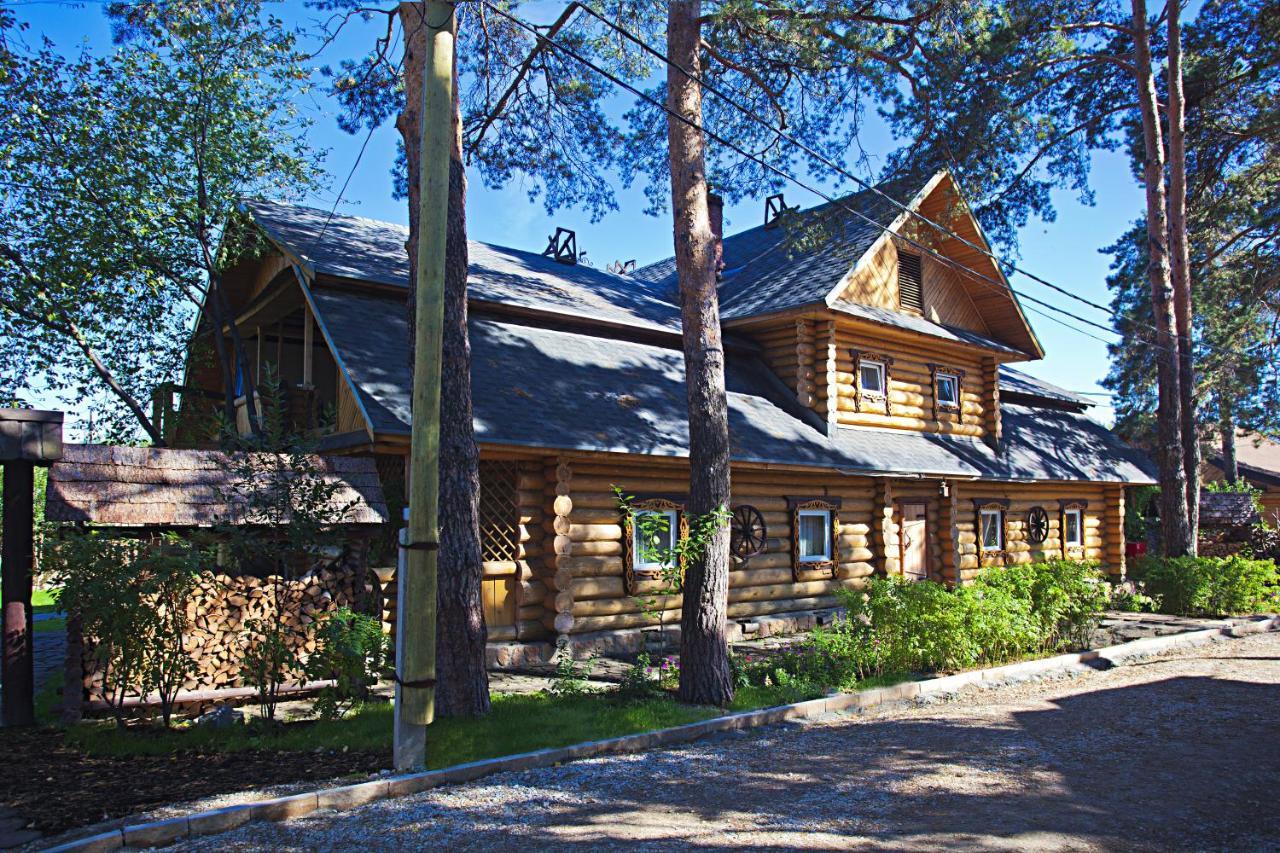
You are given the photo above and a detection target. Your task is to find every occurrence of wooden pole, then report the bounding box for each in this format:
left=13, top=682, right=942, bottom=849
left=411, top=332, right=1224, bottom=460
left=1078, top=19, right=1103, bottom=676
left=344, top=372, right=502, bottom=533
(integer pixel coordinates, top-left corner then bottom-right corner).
left=394, top=0, right=455, bottom=772
left=2, top=461, right=36, bottom=727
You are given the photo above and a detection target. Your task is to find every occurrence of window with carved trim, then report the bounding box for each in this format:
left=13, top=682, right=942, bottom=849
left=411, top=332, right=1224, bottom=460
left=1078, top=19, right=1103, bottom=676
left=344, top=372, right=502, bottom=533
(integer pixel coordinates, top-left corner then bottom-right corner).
left=633, top=509, right=678, bottom=570
left=980, top=508, right=1004, bottom=551
left=622, top=496, right=687, bottom=593
left=1063, top=508, right=1083, bottom=547
left=787, top=496, right=841, bottom=578
left=852, top=350, right=893, bottom=414
left=936, top=373, right=960, bottom=408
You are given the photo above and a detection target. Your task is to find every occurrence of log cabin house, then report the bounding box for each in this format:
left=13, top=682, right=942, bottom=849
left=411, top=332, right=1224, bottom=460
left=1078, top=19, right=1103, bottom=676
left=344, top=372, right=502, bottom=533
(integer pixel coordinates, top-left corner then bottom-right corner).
left=1203, top=430, right=1280, bottom=525
left=169, top=170, right=1154, bottom=655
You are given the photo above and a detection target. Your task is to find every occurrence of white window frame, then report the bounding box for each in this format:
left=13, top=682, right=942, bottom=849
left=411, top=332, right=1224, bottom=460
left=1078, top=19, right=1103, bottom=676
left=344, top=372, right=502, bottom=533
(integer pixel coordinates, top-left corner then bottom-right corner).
left=797, top=509, right=833, bottom=563
left=859, top=360, right=886, bottom=396
left=633, top=508, right=678, bottom=570
left=936, top=372, right=960, bottom=408
left=980, top=507, right=1004, bottom=552
left=1063, top=508, right=1083, bottom=548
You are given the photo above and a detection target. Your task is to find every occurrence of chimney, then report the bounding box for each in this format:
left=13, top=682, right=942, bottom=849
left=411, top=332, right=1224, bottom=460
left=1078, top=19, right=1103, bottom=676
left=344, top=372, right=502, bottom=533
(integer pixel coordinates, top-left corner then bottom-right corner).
left=708, top=192, right=725, bottom=278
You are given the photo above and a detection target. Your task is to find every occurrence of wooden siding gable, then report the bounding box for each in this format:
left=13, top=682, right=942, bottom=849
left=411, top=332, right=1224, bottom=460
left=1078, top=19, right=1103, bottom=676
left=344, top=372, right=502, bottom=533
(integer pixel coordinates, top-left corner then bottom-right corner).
left=823, top=170, right=1044, bottom=359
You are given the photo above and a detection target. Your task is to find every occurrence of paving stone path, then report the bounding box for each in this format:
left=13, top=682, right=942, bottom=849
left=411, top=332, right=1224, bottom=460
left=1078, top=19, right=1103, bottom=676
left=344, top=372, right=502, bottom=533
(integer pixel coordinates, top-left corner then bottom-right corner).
left=178, top=629, right=1280, bottom=852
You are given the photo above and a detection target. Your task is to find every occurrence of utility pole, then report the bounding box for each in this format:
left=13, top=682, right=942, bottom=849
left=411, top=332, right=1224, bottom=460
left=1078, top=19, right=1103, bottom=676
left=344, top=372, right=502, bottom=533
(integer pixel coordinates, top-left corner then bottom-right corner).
left=394, top=0, right=455, bottom=771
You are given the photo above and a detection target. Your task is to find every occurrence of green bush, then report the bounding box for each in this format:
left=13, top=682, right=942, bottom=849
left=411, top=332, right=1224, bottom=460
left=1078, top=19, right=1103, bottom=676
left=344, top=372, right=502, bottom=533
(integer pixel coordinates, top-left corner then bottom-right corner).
left=304, top=608, right=388, bottom=720
left=1138, top=555, right=1279, bottom=616
left=974, top=560, right=1108, bottom=651
left=734, top=561, right=1109, bottom=693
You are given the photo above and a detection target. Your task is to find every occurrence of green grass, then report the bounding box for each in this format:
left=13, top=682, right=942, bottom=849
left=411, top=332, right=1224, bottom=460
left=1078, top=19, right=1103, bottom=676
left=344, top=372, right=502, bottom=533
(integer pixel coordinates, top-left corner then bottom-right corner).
left=60, top=674, right=923, bottom=766
left=33, top=588, right=60, bottom=615
left=62, top=691, right=722, bottom=766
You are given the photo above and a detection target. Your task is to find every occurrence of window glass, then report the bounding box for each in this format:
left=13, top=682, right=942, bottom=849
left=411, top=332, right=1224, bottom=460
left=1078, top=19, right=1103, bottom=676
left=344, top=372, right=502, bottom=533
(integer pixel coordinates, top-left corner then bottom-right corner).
left=798, top=510, right=832, bottom=562
left=937, top=374, right=959, bottom=407
left=1064, top=508, right=1083, bottom=547
left=634, top=509, right=677, bottom=569
left=980, top=508, right=1003, bottom=551
left=860, top=361, right=885, bottom=395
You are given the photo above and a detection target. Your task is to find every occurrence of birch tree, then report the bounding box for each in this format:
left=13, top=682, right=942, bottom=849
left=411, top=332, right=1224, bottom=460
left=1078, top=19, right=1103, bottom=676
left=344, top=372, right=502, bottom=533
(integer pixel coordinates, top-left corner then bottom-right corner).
left=0, top=0, right=320, bottom=442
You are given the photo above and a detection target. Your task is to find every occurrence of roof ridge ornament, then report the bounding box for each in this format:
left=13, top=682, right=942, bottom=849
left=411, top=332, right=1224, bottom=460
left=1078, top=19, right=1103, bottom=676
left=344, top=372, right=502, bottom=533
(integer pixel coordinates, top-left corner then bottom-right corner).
left=607, top=259, right=637, bottom=275
left=542, top=227, right=579, bottom=265
left=764, top=193, right=792, bottom=228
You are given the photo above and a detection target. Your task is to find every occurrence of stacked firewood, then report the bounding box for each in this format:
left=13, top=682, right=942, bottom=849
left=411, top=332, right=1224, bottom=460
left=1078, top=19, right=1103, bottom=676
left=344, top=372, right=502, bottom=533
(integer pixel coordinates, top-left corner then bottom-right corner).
left=81, top=564, right=369, bottom=701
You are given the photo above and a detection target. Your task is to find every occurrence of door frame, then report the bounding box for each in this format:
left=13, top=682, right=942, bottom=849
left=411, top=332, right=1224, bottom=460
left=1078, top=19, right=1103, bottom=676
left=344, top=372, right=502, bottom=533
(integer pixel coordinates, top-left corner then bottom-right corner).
left=896, top=499, right=931, bottom=580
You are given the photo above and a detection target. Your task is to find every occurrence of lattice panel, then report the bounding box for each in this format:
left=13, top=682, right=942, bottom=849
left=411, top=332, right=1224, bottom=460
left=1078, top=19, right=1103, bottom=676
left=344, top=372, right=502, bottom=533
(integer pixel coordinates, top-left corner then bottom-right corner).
left=479, top=460, right=520, bottom=562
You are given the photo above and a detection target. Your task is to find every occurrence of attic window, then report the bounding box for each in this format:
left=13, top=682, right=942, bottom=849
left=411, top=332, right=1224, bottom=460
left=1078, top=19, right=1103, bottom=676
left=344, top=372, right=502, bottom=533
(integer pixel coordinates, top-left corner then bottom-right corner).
left=898, top=251, right=923, bottom=312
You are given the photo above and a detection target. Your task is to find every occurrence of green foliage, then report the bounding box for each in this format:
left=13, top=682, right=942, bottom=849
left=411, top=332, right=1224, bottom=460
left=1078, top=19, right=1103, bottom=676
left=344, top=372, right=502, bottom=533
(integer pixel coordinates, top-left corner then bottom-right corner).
left=735, top=562, right=1109, bottom=694
left=545, top=640, right=597, bottom=698
left=1136, top=555, right=1280, bottom=617
left=305, top=608, right=388, bottom=721
left=973, top=560, right=1109, bottom=652
left=613, top=485, right=731, bottom=633
left=240, top=617, right=301, bottom=723
left=1109, top=586, right=1158, bottom=614
left=48, top=531, right=206, bottom=728
left=0, top=0, right=321, bottom=438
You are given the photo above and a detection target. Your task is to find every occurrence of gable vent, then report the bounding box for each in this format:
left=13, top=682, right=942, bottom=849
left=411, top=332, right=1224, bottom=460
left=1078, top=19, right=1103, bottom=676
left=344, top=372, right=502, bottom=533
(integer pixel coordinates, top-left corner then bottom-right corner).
left=898, top=251, right=923, bottom=312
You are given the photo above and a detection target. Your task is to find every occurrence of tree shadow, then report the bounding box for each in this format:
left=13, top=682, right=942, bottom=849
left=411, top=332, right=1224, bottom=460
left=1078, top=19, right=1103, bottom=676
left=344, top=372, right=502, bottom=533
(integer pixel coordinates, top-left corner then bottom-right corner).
left=215, top=668, right=1280, bottom=851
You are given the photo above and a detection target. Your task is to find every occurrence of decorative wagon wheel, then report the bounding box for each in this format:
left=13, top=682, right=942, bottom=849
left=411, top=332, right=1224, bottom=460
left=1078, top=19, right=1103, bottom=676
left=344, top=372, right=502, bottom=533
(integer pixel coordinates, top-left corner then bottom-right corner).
left=729, top=504, right=768, bottom=559
left=1026, top=506, right=1050, bottom=545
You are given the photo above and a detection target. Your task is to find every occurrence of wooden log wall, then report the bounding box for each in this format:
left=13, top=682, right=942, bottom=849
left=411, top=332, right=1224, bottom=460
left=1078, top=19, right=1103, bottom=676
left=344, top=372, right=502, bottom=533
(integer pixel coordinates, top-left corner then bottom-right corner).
left=830, top=323, right=990, bottom=437
left=755, top=320, right=819, bottom=409
left=548, top=457, right=881, bottom=637
left=952, top=481, right=1112, bottom=584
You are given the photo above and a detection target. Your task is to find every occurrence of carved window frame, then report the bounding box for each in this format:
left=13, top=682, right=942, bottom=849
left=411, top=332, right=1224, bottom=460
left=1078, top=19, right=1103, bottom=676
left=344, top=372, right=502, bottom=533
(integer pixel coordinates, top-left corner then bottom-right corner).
left=852, top=350, right=894, bottom=415
left=787, top=496, right=841, bottom=580
left=929, top=363, right=966, bottom=419
left=972, top=498, right=1010, bottom=564
left=1059, top=499, right=1089, bottom=559
left=622, top=495, right=688, bottom=594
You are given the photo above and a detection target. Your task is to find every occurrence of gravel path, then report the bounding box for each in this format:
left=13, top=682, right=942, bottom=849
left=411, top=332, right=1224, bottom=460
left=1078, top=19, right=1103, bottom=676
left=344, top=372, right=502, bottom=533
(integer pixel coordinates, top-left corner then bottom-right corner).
left=180, top=631, right=1280, bottom=852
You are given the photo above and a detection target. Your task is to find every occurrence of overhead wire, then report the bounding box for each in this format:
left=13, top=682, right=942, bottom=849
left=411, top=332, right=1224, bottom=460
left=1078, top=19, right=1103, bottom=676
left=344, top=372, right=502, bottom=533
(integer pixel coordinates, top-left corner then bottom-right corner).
left=479, top=0, right=1144, bottom=350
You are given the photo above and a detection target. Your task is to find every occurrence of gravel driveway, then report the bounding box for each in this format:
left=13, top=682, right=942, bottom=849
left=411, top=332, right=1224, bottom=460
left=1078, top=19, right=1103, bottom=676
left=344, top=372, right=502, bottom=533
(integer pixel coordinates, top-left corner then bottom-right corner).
left=181, top=631, right=1280, bottom=852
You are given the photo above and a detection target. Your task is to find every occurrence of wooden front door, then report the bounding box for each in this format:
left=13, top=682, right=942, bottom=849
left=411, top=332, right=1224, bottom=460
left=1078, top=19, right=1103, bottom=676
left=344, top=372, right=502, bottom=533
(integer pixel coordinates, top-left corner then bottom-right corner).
left=900, top=503, right=929, bottom=581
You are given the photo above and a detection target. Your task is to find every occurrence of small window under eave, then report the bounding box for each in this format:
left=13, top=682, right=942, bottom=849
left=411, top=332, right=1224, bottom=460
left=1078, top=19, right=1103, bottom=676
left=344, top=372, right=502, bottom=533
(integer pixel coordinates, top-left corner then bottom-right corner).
left=898, top=251, right=923, bottom=313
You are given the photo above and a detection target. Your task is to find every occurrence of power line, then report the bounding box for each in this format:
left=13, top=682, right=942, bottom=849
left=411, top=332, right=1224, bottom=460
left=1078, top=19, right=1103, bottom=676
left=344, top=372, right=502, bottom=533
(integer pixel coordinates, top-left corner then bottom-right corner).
left=305, top=17, right=404, bottom=256
left=567, top=4, right=1268, bottom=365
left=478, top=0, right=1145, bottom=352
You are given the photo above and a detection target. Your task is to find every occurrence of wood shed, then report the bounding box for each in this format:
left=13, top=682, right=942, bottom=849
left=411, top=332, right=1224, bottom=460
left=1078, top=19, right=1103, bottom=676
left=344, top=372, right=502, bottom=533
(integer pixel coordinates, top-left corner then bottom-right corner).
left=43, top=444, right=389, bottom=711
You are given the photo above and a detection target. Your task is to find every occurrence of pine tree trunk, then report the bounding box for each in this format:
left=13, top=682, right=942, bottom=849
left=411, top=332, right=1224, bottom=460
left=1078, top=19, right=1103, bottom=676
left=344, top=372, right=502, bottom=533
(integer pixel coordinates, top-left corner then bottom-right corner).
left=1131, top=0, right=1193, bottom=557
left=398, top=1, right=489, bottom=716
left=1167, top=4, right=1199, bottom=552
left=1219, top=392, right=1238, bottom=484
left=666, top=0, right=734, bottom=707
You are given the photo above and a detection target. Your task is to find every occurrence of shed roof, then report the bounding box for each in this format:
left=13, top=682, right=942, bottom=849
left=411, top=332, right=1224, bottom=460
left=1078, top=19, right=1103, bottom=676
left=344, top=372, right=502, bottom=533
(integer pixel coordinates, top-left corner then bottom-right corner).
left=45, top=445, right=388, bottom=528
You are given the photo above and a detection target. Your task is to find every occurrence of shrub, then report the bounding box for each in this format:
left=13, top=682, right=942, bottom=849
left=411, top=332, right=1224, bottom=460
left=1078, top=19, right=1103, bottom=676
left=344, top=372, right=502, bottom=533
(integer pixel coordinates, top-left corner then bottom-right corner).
left=49, top=531, right=207, bottom=728
left=734, top=562, right=1110, bottom=695
left=305, top=608, right=388, bottom=720
left=1138, top=555, right=1279, bottom=616
left=974, top=560, right=1108, bottom=651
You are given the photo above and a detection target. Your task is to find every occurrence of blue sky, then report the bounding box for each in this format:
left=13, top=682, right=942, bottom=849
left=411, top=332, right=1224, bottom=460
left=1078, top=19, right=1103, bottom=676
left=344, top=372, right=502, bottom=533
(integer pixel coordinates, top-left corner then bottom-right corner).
left=12, top=0, right=1146, bottom=430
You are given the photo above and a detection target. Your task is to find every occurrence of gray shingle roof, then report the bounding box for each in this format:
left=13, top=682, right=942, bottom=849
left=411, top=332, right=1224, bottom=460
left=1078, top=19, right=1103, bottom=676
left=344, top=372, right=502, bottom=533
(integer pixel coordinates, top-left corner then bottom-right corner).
left=830, top=299, right=1024, bottom=356
left=633, top=181, right=913, bottom=321
left=244, top=199, right=681, bottom=333
left=998, top=366, right=1095, bottom=408
left=309, top=287, right=1153, bottom=485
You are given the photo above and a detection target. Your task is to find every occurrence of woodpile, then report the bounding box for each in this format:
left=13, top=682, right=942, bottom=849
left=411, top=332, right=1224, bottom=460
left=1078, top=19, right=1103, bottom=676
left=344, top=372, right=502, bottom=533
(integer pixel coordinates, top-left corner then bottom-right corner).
left=80, top=562, right=370, bottom=703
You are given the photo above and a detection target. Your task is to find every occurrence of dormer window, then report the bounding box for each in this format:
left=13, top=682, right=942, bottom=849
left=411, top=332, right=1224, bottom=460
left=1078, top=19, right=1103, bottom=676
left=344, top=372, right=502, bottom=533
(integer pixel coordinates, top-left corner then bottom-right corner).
left=859, top=360, right=885, bottom=396
left=898, top=251, right=923, bottom=312
left=936, top=373, right=960, bottom=408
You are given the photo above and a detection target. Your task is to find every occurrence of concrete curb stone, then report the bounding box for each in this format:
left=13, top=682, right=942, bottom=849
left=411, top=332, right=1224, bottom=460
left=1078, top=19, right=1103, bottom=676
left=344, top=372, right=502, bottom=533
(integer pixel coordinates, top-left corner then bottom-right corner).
left=40, top=614, right=1279, bottom=851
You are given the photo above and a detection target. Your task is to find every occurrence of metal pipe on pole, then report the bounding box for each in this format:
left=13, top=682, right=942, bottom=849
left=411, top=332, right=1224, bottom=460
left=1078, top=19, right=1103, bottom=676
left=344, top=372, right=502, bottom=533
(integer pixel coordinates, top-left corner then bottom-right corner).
left=393, top=0, right=455, bottom=772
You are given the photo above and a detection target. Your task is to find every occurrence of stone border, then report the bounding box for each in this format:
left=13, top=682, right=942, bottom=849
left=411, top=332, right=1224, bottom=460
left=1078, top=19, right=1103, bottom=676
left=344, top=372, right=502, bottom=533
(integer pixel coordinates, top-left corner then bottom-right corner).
left=43, top=614, right=1280, bottom=852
